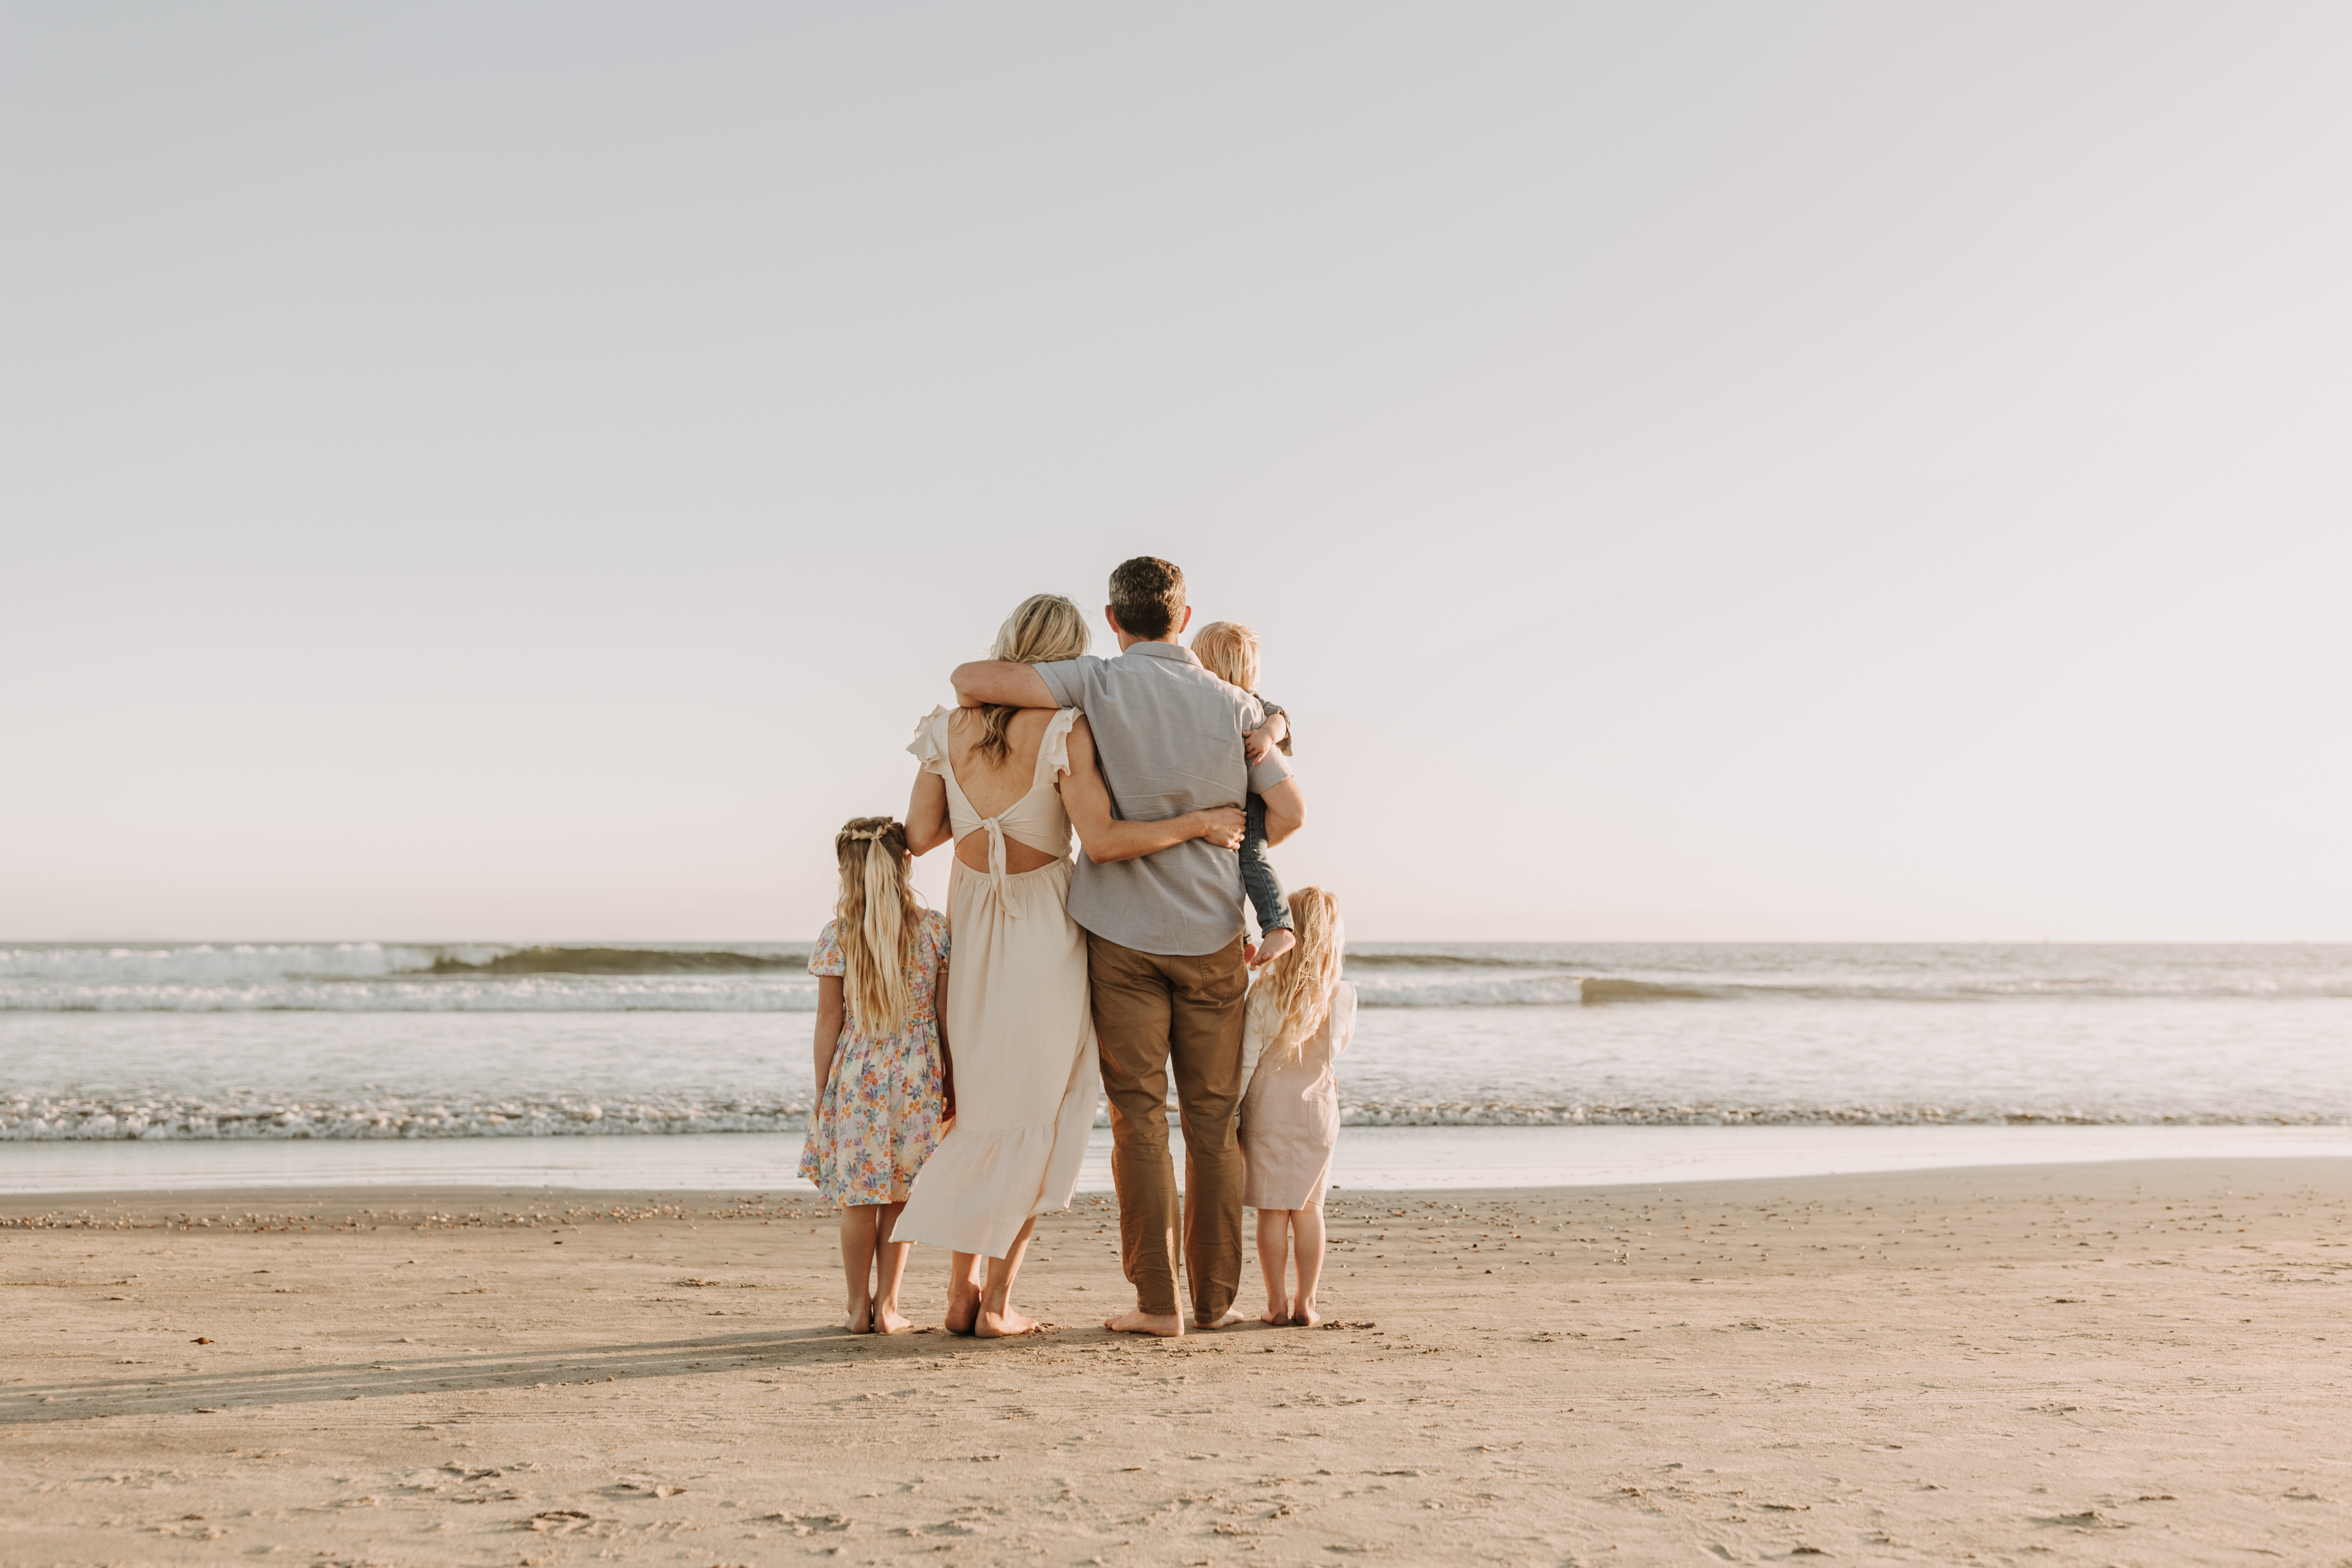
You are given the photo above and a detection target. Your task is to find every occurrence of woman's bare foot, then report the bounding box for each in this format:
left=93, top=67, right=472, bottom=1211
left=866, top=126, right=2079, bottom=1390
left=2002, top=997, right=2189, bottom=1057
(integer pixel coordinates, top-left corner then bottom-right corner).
left=1103, top=1309, right=1183, bottom=1337
left=1291, top=1303, right=1323, bottom=1327
left=975, top=1307, right=1040, bottom=1338
left=873, top=1305, right=913, bottom=1334
left=1259, top=1300, right=1291, bottom=1326
left=1251, top=928, right=1295, bottom=968
left=944, top=1283, right=980, bottom=1336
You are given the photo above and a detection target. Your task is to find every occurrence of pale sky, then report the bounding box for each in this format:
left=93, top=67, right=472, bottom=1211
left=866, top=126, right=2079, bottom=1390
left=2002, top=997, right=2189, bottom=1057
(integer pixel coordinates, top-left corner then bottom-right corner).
left=5, top=3, right=2349, bottom=943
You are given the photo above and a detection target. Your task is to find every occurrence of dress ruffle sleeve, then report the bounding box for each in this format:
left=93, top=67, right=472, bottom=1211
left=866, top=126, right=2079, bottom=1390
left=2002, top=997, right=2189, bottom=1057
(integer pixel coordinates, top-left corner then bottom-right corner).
left=907, top=706, right=953, bottom=775
left=1035, top=707, right=1081, bottom=784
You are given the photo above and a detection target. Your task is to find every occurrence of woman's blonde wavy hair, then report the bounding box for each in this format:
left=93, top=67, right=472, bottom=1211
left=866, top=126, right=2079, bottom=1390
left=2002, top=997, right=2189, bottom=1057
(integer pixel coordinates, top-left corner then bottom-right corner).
left=832, top=816, right=920, bottom=1036
left=1247, top=887, right=1345, bottom=1068
left=974, top=593, right=1090, bottom=765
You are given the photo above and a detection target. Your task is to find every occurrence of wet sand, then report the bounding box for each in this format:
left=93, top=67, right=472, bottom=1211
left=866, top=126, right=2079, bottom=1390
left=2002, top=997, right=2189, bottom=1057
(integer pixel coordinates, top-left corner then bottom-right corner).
left=4, top=1158, right=2349, bottom=1564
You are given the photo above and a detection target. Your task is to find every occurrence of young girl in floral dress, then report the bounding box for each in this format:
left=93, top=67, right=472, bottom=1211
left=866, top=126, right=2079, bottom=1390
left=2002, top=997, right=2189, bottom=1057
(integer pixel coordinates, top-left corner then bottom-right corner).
left=800, top=815, right=952, bottom=1334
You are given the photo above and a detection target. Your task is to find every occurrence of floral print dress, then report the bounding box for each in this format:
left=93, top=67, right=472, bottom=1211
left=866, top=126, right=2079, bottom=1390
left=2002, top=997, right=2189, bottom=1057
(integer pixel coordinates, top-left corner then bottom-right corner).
left=798, top=909, right=950, bottom=1205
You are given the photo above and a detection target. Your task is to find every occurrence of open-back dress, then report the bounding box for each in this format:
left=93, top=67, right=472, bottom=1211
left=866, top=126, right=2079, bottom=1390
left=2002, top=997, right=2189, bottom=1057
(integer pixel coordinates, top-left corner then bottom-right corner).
left=892, top=705, right=1102, bottom=1259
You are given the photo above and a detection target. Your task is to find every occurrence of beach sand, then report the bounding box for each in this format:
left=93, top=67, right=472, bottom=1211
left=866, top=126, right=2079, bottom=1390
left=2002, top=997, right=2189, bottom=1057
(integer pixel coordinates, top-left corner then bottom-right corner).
left=4, top=1158, right=2349, bottom=1565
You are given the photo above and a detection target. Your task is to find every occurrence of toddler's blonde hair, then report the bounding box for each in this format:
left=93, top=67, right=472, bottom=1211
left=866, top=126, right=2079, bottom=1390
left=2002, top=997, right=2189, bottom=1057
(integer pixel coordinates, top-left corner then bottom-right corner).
left=1190, top=620, right=1259, bottom=692
left=833, top=816, right=919, bottom=1035
left=976, top=593, right=1090, bottom=764
left=1247, top=886, right=1344, bottom=1067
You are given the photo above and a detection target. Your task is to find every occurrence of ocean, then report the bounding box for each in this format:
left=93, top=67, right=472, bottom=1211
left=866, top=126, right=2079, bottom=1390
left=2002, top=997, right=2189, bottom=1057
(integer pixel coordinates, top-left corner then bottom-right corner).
left=6, top=942, right=2350, bottom=1153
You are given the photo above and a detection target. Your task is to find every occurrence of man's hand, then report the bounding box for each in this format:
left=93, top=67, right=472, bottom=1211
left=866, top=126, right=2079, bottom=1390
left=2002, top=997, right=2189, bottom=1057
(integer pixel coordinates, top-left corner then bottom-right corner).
left=1192, top=805, right=1246, bottom=850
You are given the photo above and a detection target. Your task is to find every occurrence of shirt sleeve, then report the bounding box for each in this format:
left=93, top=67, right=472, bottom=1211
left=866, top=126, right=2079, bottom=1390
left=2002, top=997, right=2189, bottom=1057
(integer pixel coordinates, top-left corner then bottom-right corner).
left=808, top=922, right=845, bottom=977
left=1035, top=655, right=1098, bottom=710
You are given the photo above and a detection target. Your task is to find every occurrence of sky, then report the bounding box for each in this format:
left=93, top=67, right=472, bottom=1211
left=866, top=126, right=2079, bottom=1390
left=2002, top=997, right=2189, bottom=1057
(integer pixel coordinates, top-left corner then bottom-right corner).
left=4, top=3, right=2349, bottom=943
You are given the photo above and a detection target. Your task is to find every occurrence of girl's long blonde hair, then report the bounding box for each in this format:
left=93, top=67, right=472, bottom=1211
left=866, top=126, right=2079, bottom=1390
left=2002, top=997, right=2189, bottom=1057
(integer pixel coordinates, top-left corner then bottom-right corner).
left=833, top=816, right=919, bottom=1035
left=974, top=593, right=1091, bottom=764
left=1247, top=887, right=1345, bottom=1067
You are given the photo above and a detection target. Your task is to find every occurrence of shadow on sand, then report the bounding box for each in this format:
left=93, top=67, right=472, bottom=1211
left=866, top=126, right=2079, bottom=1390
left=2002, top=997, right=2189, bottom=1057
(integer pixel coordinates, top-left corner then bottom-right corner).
left=0, top=1320, right=1085, bottom=1426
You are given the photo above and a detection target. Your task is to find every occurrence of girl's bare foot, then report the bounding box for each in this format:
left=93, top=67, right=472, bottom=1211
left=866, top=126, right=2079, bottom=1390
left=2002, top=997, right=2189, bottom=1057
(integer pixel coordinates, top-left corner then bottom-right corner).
left=873, top=1305, right=913, bottom=1334
left=846, top=1302, right=873, bottom=1334
left=975, top=1307, right=1040, bottom=1338
left=1251, top=928, right=1295, bottom=967
left=1103, top=1309, right=1183, bottom=1337
left=1260, top=1301, right=1291, bottom=1326
left=1291, top=1303, right=1323, bottom=1327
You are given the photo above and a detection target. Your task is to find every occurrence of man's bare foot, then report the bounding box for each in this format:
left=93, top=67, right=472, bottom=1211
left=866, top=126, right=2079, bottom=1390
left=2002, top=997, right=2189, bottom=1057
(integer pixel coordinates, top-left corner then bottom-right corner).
left=975, top=1307, right=1041, bottom=1338
left=1259, top=1301, right=1291, bottom=1326
left=1291, top=1303, right=1323, bottom=1327
left=1251, top=928, right=1295, bottom=967
left=1103, top=1309, right=1183, bottom=1337
left=873, top=1305, right=913, bottom=1334
left=1196, top=1306, right=1248, bottom=1330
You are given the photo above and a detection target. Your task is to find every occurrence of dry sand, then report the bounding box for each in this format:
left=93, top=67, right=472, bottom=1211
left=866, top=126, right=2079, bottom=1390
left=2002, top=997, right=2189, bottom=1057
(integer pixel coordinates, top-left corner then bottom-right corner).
left=4, top=1158, right=2350, bottom=1565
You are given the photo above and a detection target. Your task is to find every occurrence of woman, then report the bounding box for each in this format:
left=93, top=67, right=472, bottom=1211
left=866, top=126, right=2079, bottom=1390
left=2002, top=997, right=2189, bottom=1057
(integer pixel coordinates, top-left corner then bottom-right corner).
left=894, top=593, right=1243, bottom=1336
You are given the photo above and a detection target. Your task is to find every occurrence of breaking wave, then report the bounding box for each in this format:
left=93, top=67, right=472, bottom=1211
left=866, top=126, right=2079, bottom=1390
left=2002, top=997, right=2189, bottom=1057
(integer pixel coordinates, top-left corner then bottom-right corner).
left=7, top=1090, right=2345, bottom=1141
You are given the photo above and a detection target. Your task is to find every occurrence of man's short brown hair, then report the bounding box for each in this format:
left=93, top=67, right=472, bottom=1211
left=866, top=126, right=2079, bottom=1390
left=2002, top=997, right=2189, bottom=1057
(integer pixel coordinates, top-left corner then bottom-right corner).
left=1107, top=556, right=1186, bottom=641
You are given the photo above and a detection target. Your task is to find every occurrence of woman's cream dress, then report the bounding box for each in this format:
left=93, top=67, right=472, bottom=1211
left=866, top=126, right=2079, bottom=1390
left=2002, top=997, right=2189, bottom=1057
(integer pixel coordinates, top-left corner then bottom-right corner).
left=892, top=706, right=1102, bottom=1260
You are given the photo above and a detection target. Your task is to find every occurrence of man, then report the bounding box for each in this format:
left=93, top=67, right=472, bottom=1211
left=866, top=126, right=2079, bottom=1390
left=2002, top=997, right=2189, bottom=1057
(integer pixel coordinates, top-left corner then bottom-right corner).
left=952, top=556, right=1306, bottom=1336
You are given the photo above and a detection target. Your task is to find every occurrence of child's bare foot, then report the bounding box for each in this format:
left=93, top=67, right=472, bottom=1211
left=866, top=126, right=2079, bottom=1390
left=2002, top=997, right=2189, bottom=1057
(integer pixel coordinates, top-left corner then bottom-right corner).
left=1259, top=1301, right=1291, bottom=1326
left=873, top=1305, right=913, bottom=1334
left=1291, top=1303, right=1323, bottom=1327
left=1196, top=1306, right=1248, bottom=1330
left=846, top=1301, right=873, bottom=1334
left=1251, top=928, right=1295, bottom=967
left=975, top=1307, right=1040, bottom=1338
left=1103, top=1308, right=1183, bottom=1337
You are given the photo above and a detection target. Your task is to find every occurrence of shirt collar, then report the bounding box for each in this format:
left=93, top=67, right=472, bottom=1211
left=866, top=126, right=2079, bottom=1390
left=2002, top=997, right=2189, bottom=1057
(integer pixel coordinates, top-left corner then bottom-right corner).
left=1122, top=640, right=1197, bottom=665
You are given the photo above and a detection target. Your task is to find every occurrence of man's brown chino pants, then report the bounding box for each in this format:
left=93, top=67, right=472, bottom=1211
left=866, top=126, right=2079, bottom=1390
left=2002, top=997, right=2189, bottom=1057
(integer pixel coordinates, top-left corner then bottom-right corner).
left=1085, top=932, right=1252, bottom=1323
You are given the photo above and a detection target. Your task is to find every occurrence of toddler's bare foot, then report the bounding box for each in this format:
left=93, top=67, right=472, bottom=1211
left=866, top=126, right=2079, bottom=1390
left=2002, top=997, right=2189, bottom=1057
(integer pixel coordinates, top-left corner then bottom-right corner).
left=1251, top=928, right=1295, bottom=967
left=1259, top=1301, right=1291, bottom=1326
left=1291, top=1303, right=1323, bottom=1327
left=873, top=1305, right=913, bottom=1334
left=1196, top=1306, right=1248, bottom=1330
left=975, top=1307, right=1040, bottom=1338
left=1103, top=1308, right=1183, bottom=1337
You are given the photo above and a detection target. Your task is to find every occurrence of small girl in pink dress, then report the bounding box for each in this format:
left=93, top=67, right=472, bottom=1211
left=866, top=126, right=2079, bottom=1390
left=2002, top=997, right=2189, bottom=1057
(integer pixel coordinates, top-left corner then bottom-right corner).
left=1237, top=887, right=1355, bottom=1327
left=799, top=815, right=952, bottom=1334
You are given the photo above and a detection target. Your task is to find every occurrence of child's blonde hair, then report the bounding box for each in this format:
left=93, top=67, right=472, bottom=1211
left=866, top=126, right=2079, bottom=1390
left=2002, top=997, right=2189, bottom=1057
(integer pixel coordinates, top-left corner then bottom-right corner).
left=1247, top=886, right=1344, bottom=1067
left=1190, top=620, right=1259, bottom=692
left=833, top=816, right=920, bottom=1035
left=975, top=593, right=1091, bottom=764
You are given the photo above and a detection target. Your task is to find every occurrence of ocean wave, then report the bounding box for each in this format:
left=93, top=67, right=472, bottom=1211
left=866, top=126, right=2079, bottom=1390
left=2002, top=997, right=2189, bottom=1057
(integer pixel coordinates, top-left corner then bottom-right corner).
left=0, top=979, right=818, bottom=1013
left=9, top=1090, right=2348, bottom=1140
left=420, top=947, right=802, bottom=976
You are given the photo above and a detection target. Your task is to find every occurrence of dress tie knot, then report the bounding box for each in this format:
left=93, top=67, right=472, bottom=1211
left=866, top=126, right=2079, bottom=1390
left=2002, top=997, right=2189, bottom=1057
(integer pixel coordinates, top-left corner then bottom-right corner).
left=978, top=817, right=1022, bottom=918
